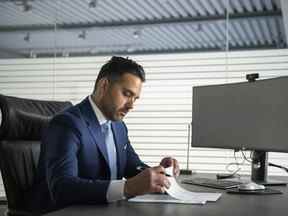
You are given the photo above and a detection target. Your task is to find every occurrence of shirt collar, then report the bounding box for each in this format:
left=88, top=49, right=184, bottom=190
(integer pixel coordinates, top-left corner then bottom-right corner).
left=88, top=95, right=108, bottom=125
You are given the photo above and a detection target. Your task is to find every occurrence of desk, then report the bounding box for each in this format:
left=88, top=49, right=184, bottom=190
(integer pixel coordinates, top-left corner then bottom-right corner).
left=45, top=175, right=288, bottom=216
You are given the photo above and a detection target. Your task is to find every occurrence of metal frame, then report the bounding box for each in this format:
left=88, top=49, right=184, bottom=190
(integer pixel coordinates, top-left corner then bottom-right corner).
left=0, top=10, right=282, bottom=32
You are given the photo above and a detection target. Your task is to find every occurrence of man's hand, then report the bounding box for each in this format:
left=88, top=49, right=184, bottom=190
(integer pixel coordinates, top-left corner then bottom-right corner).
left=160, top=157, right=180, bottom=176
left=124, top=166, right=170, bottom=198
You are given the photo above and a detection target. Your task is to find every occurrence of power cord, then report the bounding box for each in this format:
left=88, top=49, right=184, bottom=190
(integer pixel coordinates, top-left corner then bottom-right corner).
left=216, top=150, right=243, bottom=179
left=241, top=150, right=252, bottom=163
left=269, top=162, right=288, bottom=173
left=216, top=150, right=288, bottom=179
left=241, top=150, right=288, bottom=174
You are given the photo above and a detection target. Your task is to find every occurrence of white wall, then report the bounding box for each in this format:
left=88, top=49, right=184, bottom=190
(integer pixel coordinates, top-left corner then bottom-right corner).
left=1, top=49, right=288, bottom=196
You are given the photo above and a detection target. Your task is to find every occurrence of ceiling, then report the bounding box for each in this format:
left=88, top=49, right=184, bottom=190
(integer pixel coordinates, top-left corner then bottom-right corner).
left=0, top=0, right=287, bottom=58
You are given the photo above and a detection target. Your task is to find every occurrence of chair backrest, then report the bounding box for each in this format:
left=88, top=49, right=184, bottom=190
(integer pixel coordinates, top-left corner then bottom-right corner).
left=0, top=94, right=72, bottom=215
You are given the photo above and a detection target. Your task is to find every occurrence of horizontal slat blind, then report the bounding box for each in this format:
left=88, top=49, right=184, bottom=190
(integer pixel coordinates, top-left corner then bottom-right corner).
left=1, top=49, right=288, bottom=196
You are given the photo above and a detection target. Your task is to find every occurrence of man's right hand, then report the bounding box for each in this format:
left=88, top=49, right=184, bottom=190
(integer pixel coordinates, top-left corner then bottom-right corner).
left=124, top=166, right=171, bottom=198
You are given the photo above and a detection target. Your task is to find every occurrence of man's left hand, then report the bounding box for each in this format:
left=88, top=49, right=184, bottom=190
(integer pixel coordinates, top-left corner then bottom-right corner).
left=160, top=157, right=180, bottom=176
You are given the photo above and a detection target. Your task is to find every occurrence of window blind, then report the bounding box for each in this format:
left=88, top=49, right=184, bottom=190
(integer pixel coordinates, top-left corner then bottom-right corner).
left=1, top=49, right=288, bottom=196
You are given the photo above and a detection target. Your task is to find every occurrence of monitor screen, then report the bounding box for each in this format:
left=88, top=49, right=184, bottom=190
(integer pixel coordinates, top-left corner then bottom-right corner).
left=192, top=76, right=288, bottom=153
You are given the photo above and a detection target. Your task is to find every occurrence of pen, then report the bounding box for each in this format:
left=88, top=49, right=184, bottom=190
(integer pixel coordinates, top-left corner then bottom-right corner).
left=136, top=166, right=172, bottom=177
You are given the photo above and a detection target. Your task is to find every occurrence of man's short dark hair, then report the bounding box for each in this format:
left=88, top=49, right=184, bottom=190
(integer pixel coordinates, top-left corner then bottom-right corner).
left=93, top=56, right=145, bottom=92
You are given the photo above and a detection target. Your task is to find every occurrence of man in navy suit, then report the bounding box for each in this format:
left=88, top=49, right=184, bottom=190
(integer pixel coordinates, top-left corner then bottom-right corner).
left=31, top=56, right=179, bottom=213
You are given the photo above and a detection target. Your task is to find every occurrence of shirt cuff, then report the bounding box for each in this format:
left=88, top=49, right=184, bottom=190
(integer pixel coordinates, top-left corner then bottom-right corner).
left=106, top=179, right=126, bottom=202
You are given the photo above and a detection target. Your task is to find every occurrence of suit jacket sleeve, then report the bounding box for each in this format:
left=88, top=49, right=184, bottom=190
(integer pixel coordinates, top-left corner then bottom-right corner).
left=43, top=115, right=110, bottom=207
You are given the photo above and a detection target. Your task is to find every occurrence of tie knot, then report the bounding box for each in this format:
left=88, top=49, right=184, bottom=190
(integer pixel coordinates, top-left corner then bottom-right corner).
left=102, top=121, right=111, bottom=132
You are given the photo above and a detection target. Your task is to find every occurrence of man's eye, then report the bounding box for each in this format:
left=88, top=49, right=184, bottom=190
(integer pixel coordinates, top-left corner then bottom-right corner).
left=123, top=91, right=131, bottom=97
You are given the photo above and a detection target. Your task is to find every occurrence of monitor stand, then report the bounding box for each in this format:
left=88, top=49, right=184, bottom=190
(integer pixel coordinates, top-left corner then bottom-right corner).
left=251, top=150, right=287, bottom=186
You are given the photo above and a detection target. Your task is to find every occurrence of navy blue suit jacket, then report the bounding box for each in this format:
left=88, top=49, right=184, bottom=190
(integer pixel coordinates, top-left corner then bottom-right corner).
left=30, top=97, right=146, bottom=212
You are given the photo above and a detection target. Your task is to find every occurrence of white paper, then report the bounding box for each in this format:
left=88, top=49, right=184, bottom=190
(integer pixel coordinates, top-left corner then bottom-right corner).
left=129, top=194, right=206, bottom=204
left=165, top=167, right=221, bottom=202
left=166, top=177, right=221, bottom=202
left=129, top=167, right=221, bottom=204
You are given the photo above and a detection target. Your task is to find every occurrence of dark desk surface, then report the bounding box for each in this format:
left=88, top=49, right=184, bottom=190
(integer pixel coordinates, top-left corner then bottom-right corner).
left=45, top=174, right=288, bottom=216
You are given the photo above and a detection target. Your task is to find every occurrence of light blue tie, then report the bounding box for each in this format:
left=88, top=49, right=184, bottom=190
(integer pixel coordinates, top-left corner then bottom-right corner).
left=102, top=121, right=117, bottom=180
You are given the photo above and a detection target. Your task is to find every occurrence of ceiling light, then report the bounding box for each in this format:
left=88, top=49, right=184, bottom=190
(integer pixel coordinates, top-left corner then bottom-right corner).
left=78, top=30, right=87, bottom=40
left=14, top=0, right=32, bottom=12
left=133, top=29, right=142, bottom=39
left=23, top=2, right=32, bottom=12
left=24, top=32, right=30, bottom=42
left=89, top=0, right=98, bottom=8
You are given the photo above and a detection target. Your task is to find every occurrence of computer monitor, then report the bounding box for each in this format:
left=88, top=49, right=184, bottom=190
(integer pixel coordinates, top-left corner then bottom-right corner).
left=192, top=76, right=288, bottom=185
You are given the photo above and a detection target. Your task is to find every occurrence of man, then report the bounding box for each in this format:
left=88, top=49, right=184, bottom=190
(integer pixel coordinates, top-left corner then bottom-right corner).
left=30, top=56, right=179, bottom=213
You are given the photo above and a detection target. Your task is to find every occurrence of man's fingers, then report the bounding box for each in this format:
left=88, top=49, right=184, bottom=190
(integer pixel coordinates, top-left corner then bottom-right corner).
left=151, top=171, right=171, bottom=191
left=160, top=157, right=173, bottom=168
left=151, top=185, right=165, bottom=193
left=164, top=179, right=171, bottom=188
left=151, top=183, right=168, bottom=193
left=155, top=176, right=170, bottom=188
left=126, top=165, right=173, bottom=196
left=152, top=165, right=166, bottom=174
left=160, top=157, right=180, bottom=176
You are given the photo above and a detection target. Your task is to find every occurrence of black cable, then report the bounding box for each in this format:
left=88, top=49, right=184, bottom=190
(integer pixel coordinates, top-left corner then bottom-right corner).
left=240, top=150, right=288, bottom=174
left=218, top=150, right=242, bottom=179
left=246, top=151, right=288, bottom=173
left=269, top=162, right=288, bottom=173
left=241, top=150, right=252, bottom=163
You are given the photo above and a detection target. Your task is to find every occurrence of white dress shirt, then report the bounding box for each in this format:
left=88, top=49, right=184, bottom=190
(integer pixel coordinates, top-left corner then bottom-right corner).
left=88, top=95, right=126, bottom=202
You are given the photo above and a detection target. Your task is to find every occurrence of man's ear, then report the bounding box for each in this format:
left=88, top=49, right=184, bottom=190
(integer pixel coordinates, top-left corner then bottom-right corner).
left=98, top=78, right=109, bottom=96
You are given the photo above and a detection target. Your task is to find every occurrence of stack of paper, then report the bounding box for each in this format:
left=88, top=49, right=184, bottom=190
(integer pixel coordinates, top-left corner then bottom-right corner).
left=129, top=168, right=221, bottom=205
left=128, top=193, right=206, bottom=204
left=165, top=177, right=221, bottom=204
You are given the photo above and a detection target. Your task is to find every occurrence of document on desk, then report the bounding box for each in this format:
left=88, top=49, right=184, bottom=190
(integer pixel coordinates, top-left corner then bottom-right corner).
left=129, top=171, right=221, bottom=204
left=166, top=177, right=221, bottom=202
left=128, top=193, right=206, bottom=205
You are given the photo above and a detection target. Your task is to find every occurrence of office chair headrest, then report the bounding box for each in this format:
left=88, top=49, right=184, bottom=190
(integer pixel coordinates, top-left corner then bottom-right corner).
left=0, top=94, right=72, bottom=140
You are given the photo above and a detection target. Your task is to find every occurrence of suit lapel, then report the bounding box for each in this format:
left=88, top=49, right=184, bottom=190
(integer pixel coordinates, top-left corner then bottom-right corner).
left=79, top=98, right=109, bottom=165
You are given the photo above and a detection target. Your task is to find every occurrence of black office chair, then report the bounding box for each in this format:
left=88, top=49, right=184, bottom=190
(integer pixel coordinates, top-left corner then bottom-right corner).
left=0, top=94, right=72, bottom=216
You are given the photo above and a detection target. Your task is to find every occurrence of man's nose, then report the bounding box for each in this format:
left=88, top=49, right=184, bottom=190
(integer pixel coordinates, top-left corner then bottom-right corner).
left=126, top=98, right=134, bottom=110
